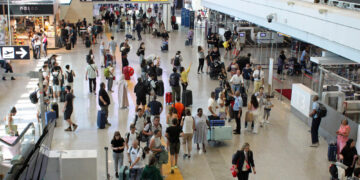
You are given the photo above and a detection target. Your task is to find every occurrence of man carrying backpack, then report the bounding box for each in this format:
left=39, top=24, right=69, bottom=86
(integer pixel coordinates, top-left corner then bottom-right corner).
left=169, top=68, right=181, bottom=104
left=134, top=108, right=146, bottom=134
left=51, top=66, right=62, bottom=101
left=64, top=65, right=75, bottom=93
left=308, top=95, right=326, bottom=147
left=171, top=51, right=182, bottom=72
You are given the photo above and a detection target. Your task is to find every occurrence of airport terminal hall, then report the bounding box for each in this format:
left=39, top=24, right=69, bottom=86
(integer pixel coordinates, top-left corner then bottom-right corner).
left=1, top=0, right=360, bottom=179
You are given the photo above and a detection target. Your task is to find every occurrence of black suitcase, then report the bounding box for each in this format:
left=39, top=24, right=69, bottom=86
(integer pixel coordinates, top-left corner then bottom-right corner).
left=241, top=93, right=247, bottom=107
left=156, top=67, right=163, bottom=76
left=51, top=102, right=59, bottom=118
left=174, top=23, right=179, bottom=30
left=60, top=90, right=66, bottom=102
left=182, top=90, right=193, bottom=107
left=155, top=80, right=164, bottom=96
left=85, top=40, right=91, bottom=48
left=66, top=43, right=71, bottom=50
left=215, top=87, right=223, bottom=100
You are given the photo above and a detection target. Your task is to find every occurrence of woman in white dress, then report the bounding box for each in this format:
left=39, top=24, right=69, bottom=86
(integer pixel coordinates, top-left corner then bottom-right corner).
left=117, top=75, right=129, bottom=109
left=193, top=108, right=209, bottom=152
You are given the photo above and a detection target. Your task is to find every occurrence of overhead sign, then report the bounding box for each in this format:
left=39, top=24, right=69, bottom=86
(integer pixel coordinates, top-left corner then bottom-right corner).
left=80, top=0, right=169, bottom=2
left=0, top=5, right=54, bottom=15
left=0, top=46, right=30, bottom=60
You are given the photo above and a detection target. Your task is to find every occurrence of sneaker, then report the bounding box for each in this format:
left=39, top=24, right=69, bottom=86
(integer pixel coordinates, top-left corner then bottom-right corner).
left=174, top=165, right=178, bottom=169
left=72, top=124, right=78, bottom=131
left=106, top=122, right=112, bottom=126
left=115, top=172, right=119, bottom=178
left=171, top=167, right=174, bottom=174
left=2, top=77, right=5, bottom=80
left=11, top=77, right=15, bottom=80
left=265, top=120, right=270, bottom=124
left=64, top=127, right=72, bottom=131
left=183, top=154, right=187, bottom=159
left=188, top=155, right=191, bottom=159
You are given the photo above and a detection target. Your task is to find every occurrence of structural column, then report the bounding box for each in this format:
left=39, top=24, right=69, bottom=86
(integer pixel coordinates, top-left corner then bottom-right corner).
left=162, top=4, right=171, bottom=31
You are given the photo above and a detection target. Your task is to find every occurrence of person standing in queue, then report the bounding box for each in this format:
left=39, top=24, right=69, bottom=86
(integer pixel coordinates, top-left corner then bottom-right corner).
left=233, top=91, right=243, bottom=135
left=99, top=82, right=111, bottom=126
left=232, top=142, right=256, bottom=180
left=111, top=131, right=125, bottom=178
left=340, top=139, right=358, bottom=177
left=308, top=95, right=321, bottom=147
left=166, top=118, right=184, bottom=174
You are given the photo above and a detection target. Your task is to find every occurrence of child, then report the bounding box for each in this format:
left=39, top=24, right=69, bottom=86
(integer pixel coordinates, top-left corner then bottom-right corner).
left=263, top=96, right=274, bottom=124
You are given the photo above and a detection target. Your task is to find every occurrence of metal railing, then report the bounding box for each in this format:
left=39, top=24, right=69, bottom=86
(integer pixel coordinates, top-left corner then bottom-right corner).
left=0, top=123, right=35, bottom=147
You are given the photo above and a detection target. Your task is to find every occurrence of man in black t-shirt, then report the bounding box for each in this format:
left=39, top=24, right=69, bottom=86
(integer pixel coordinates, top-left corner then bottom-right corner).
left=63, top=86, right=78, bottom=131
left=147, top=96, right=163, bottom=116
left=165, top=118, right=183, bottom=174
left=99, top=82, right=111, bottom=126
left=134, top=78, right=147, bottom=111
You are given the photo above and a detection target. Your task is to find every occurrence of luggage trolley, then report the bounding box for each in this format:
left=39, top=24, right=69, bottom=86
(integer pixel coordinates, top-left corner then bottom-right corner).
left=207, top=117, right=232, bottom=145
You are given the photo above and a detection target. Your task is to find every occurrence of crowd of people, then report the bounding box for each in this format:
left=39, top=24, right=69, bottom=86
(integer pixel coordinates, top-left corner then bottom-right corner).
left=1, top=7, right=353, bottom=180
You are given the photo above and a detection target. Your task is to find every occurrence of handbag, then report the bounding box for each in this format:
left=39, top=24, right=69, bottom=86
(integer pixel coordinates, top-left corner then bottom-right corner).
left=245, top=111, right=254, bottom=122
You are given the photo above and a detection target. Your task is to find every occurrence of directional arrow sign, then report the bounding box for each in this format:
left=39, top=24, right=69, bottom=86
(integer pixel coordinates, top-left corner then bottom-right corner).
left=15, top=47, right=28, bottom=59
left=0, top=46, right=30, bottom=60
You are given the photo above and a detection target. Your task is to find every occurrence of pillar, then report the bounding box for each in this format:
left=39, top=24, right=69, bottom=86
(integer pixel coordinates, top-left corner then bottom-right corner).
left=162, top=4, right=171, bottom=31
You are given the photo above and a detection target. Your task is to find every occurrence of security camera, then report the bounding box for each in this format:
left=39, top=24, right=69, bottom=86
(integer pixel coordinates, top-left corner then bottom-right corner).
left=266, top=13, right=276, bottom=23
left=267, top=15, right=274, bottom=23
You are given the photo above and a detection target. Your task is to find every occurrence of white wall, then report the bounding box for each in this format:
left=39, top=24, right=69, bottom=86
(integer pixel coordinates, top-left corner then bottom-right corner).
left=202, top=0, right=360, bottom=63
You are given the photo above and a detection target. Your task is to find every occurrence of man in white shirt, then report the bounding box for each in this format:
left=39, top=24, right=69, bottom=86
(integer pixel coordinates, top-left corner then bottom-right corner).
left=125, top=124, right=139, bottom=150
left=85, top=60, right=98, bottom=94
left=108, top=36, right=117, bottom=64
left=230, top=70, right=244, bottom=93
left=127, top=140, right=144, bottom=180
left=253, top=65, right=264, bottom=93
left=208, top=92, right=218, bottom=118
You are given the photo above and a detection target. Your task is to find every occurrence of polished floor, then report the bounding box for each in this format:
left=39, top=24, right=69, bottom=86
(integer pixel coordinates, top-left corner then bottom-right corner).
left=0, top=25, right=329, bottom=179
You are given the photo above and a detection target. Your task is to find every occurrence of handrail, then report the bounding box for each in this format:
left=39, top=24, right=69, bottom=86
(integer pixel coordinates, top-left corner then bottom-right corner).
left=0, top=123, right=35, bottom=147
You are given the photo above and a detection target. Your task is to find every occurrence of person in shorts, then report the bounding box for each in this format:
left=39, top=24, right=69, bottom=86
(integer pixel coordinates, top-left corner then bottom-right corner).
left=63, top=86, right=78, bottom=131
left=165, top=118, right=183, bottom=174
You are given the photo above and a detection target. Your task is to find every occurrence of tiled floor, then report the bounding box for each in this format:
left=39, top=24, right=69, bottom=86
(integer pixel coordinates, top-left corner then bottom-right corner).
left=0, top=25, right=329, bottom=179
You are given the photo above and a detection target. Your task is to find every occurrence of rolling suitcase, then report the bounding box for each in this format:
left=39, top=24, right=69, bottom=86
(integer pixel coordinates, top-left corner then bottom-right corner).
left=97, top=110, right=106, bottom=129
left=185, top=39, right=190, bottom=46
left=155, top=80, right=164, bottom=96
left=51, top=102, right=59, bottom=118
left=45, top=111, right=57, bottom=125
left=85, top=40, right=91, bottom=48
left=156, top=67, right=163, bottom=76
left=241, top=93, right=247, bottom=107
left=207, top=126, right=232, bottom=141
left=209, top=120, right=225, bottom=126
left=66, top=43, right=71, bottom=50
left=182, top=90, right=193, bottom=107
left=119, top=166, right=130, bottom=180
left=328, top=143, right=337, bottom=162
left=166, top=92, right=172, bottom=104
left=125, top=34, right=133, bottom=39
left=174, top=23, right=179, bottom=30
left=215, top=87, right=223, bottom=100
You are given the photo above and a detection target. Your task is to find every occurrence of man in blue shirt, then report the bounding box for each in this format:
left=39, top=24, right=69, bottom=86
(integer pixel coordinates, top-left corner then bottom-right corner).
left=300, top=47, right=309, bottom=70
left=233, top=91, right=243, bottom=135
left=309, top=95, right=321, bottom=147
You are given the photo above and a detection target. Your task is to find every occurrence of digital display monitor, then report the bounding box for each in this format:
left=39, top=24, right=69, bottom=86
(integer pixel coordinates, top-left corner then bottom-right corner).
left=239, top=33, right=245, bottom=37
left=260, top=33, right=266, bottom=37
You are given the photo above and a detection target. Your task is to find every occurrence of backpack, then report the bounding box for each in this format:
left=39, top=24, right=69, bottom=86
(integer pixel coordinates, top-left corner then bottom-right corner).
left=126, top=132, right=140, bottom=144
left=329, top=164, right=338, bottom=179
left=52, top=72, right=60, bottom=85
left=29, top=90, right=39, bottom=104
left=174, top=56, right=180, bottom=66
left=104, top=67, right=110, bottom=78
left=67, top=70, right=74, bottom=83
left=134, top=115, right=145, bottom=127
left=317, top=103, right=327, bottom=118
left=169, top=73, right=178, bottom=87
left=223, top=41, right=229, bottom=48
